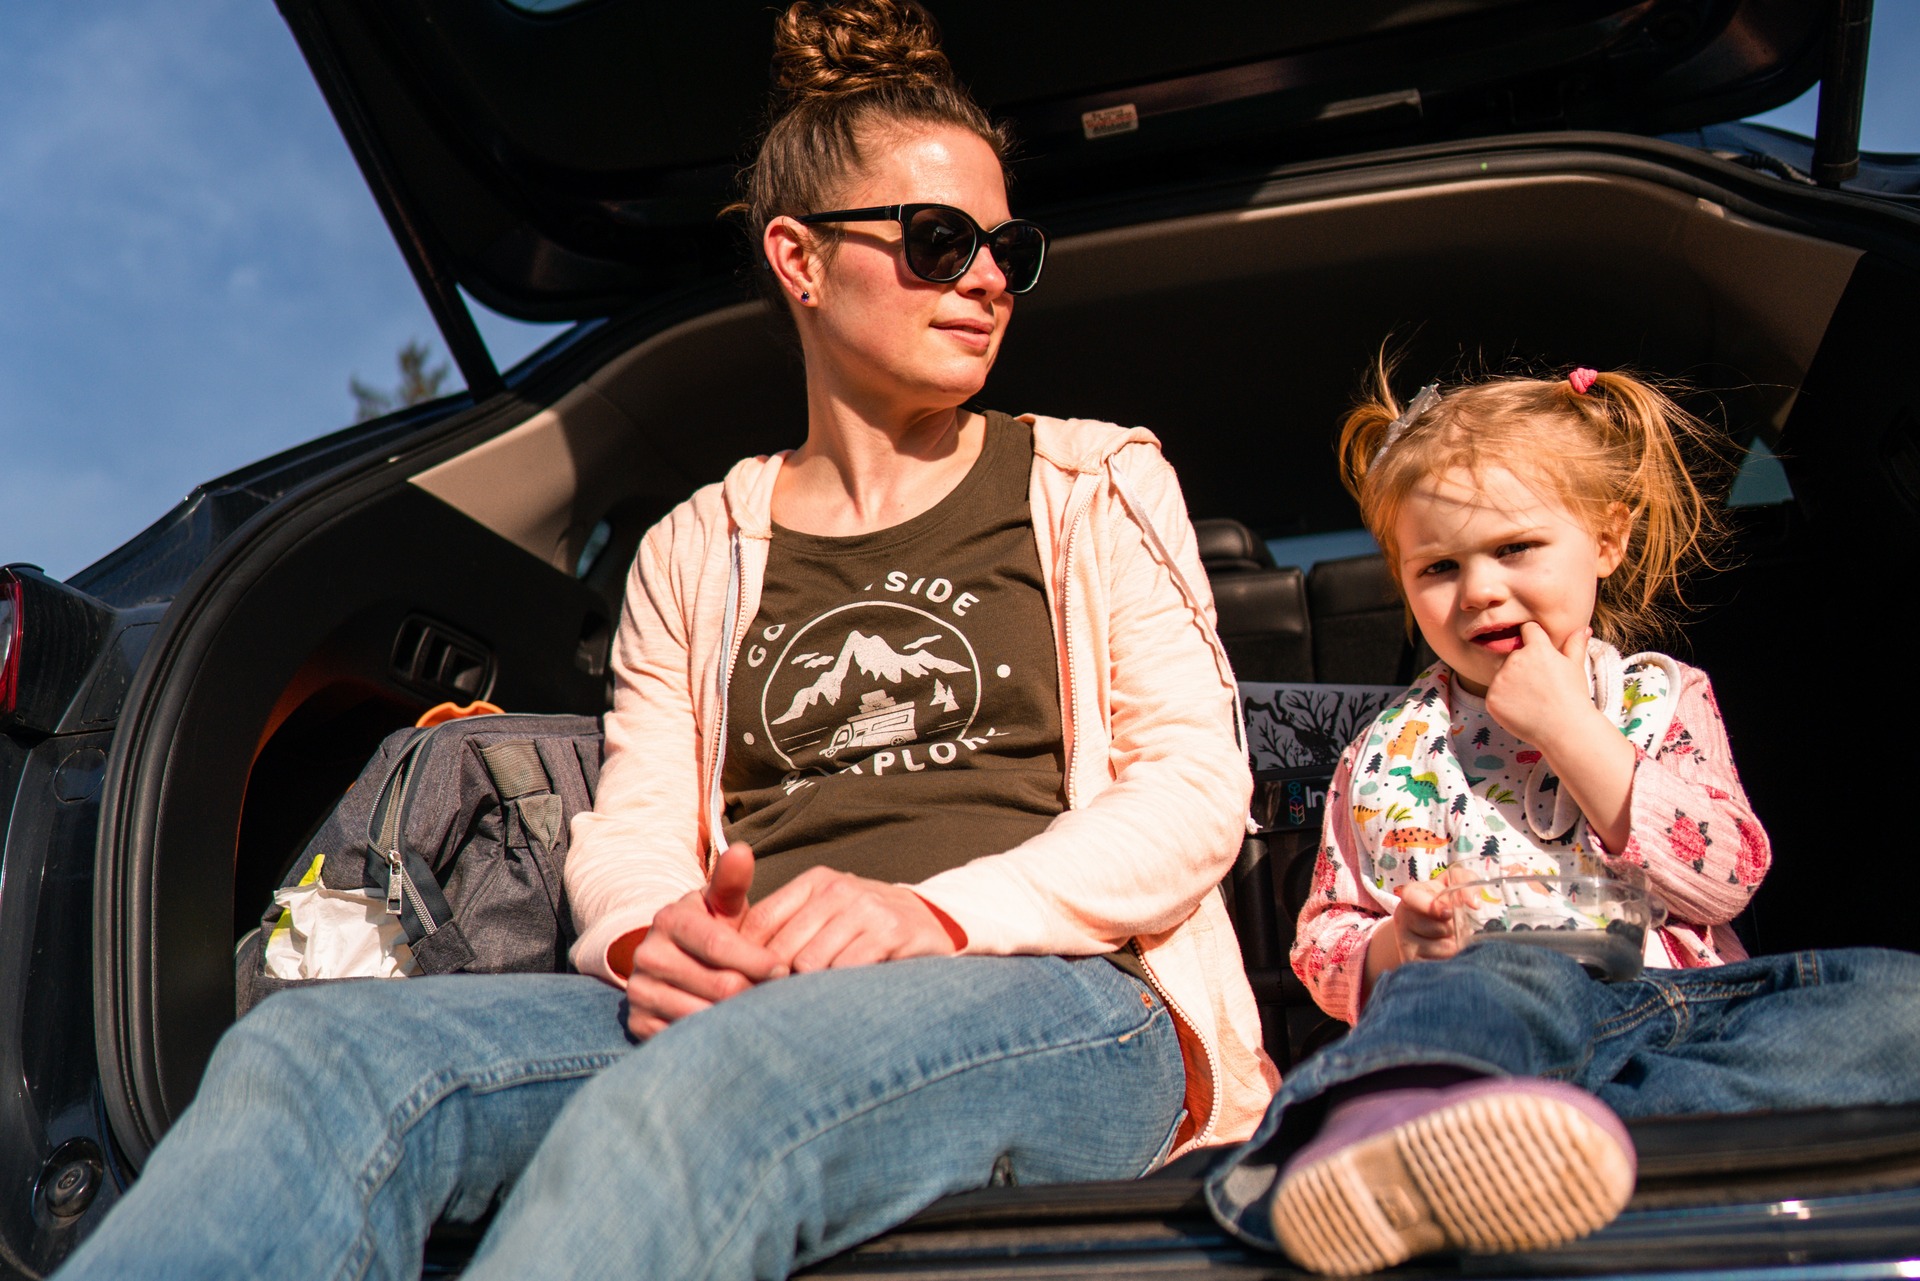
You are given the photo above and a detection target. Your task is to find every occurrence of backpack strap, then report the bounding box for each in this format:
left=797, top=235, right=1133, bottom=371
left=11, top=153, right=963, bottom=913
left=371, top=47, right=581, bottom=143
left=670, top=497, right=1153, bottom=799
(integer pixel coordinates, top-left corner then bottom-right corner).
left=478, top=739, right=550, bottom=800
left=478, top=740, right=565, bottom=854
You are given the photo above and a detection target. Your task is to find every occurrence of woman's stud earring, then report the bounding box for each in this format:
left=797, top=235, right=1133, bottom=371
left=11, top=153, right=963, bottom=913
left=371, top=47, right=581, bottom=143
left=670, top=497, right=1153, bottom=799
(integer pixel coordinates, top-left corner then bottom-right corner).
left=800, top=291, right=811, bottom=303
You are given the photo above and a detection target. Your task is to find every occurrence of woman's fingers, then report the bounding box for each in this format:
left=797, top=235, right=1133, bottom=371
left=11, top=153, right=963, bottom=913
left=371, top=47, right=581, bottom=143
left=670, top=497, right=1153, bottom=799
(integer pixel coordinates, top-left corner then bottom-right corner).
left=746, top=870, right=954, bottom=971
left=630, top=925, right=758, bottom=1002
left=653, top=894, right=788, bottom=982
left=786, top=907, right=871, bottom=973
left=757, top=874, right=855, bottom=969
left=624, top=975, right=712, bottom=1040
left=739, top=873, right=814, bottom=948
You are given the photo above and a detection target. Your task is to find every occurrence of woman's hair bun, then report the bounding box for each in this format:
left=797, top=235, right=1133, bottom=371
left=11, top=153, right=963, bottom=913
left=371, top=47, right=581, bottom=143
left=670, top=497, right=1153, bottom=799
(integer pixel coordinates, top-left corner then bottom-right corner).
left=771, top=0, right=956, bottom=106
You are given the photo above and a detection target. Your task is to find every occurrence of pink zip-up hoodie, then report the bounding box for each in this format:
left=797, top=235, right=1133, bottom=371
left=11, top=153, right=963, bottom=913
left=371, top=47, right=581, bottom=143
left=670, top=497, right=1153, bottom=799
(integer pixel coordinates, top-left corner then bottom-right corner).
left=566, top=414, right=1279, bottom=1153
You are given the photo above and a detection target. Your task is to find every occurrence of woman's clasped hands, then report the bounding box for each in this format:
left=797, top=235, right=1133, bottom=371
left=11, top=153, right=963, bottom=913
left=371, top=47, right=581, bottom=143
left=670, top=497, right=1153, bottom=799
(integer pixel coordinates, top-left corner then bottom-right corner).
left=625, top=842, right=960, bottom=1038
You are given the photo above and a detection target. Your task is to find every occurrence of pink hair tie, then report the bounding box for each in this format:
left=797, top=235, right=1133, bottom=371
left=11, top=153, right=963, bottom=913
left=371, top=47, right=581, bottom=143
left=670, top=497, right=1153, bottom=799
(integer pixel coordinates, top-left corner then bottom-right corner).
left=1568, top=367, right=1599, bottom=395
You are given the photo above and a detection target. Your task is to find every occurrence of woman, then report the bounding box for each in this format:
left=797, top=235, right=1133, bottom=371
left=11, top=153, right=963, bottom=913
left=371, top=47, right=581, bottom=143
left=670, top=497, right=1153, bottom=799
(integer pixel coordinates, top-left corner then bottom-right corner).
left=57, top=3, right=1272, bottom=1277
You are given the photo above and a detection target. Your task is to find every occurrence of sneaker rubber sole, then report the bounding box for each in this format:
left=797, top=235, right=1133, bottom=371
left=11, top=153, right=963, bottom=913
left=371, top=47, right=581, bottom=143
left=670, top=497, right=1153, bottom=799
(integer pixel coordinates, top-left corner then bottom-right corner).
left=1270, top=1088, right=1635, bottom=1276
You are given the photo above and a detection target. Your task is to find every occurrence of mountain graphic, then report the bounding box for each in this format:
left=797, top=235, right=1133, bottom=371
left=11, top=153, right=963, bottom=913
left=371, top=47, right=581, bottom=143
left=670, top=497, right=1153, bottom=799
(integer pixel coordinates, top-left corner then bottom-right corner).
left=771, top=630, right=967, bottom=725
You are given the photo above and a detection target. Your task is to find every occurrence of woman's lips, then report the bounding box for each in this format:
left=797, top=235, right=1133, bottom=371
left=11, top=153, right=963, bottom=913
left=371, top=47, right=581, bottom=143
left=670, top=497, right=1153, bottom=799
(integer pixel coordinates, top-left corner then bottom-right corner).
left=1471, top=625, right=1525, bottom=654
left=934, top=319, right=993, bottom=351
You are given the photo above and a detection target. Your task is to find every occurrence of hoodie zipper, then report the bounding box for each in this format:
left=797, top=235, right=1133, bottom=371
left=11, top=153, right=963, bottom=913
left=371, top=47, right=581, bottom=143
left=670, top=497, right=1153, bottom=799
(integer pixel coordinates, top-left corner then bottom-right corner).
left=1130, top=937, right=1221, bottom=1148
left=1054, top=476, right=1099, bottom=811
left=703, top=530, right=750, bottom=870
left=1059, top=460, right=1225, bottom=1148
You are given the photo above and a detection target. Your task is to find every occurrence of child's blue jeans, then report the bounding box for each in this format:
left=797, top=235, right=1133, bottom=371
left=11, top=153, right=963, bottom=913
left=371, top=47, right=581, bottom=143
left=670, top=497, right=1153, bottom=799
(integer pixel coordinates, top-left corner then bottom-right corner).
left=1206, top=942, right=1920, bottom=1250
left=55, top=954, right=1185, bottom=1281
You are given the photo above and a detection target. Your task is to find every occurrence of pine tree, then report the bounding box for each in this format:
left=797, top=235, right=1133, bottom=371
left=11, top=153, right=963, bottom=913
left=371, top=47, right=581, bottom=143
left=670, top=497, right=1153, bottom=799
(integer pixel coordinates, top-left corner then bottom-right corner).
left=350, top=339, right=451, bottom=422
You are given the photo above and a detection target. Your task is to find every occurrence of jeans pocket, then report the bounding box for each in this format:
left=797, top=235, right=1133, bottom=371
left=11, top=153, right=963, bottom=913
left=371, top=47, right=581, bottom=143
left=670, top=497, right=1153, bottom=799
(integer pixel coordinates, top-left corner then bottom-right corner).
left=1140, top=1109, right=1188, bottom=1176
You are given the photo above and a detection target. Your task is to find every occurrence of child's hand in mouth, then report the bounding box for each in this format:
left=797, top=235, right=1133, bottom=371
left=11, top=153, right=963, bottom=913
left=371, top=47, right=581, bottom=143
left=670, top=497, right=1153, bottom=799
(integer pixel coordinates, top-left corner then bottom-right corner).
left=1484, top=622, right=1595, bottom=746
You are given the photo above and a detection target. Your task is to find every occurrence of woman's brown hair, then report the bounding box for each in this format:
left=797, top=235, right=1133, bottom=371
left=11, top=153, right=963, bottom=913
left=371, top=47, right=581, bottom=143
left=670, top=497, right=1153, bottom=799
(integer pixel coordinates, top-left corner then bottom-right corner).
left=730, top=0, right=1009, bottom=300
left=1337, top=356, right=1736, bottom=651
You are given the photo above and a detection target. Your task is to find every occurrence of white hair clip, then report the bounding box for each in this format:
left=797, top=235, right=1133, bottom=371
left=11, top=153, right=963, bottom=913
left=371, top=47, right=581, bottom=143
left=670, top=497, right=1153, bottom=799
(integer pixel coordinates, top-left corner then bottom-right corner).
left=1372, top=383, right=1440, bottom=466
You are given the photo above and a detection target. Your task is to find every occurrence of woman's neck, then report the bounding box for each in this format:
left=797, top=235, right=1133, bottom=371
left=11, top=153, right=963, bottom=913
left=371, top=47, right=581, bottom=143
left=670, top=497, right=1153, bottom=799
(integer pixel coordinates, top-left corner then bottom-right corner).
left=772, top=392, right=986, bottom=536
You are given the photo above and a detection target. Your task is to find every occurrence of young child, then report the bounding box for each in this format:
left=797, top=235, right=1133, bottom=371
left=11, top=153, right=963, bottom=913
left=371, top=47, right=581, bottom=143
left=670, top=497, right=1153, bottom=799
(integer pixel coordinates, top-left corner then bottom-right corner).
left=1298, top=365, right=1765, bottom=1026
left=1203, top=365, right=1920, bottom=1275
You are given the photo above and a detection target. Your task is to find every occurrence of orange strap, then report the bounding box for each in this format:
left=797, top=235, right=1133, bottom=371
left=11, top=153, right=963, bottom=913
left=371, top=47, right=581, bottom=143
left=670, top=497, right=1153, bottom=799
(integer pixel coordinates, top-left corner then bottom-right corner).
left=415, top=699, right=505, bottom=728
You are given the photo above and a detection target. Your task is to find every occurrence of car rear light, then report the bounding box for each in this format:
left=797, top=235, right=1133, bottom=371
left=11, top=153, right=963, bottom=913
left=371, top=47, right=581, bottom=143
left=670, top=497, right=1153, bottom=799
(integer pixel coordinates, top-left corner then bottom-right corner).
left=0, top=567, right=116, bottom=733
left=0, top=569, right=22, bottom=718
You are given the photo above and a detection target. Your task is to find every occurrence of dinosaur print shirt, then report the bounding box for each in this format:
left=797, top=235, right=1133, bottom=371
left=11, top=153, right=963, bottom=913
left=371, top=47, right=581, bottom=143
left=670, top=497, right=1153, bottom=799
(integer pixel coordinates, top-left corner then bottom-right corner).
left=1292, top=656, right=1769, bottom=1026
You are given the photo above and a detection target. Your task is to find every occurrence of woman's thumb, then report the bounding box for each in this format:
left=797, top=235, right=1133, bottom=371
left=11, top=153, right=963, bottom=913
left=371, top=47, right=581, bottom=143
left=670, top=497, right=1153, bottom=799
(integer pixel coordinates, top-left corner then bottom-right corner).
left=706, top=842, right=756, bottom=921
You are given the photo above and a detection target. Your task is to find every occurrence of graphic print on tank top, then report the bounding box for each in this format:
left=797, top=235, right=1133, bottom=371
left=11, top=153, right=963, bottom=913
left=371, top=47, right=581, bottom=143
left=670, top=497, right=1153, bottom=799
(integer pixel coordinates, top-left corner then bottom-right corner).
left=756, top=591, right=983, bottom=772
left=724, top=413, right=1065, bottom=894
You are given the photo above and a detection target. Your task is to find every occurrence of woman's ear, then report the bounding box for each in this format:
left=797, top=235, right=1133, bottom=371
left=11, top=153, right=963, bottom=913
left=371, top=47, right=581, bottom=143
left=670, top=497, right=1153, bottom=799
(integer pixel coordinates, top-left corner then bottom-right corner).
left=763, top=216, right=819, bottom=307
left=1594, top=501, right=1632, bottom=578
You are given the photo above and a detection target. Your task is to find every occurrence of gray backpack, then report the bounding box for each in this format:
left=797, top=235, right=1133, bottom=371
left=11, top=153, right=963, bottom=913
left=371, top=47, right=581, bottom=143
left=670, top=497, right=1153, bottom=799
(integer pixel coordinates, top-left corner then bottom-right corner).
left=236, top=713, right=603, bottom=1015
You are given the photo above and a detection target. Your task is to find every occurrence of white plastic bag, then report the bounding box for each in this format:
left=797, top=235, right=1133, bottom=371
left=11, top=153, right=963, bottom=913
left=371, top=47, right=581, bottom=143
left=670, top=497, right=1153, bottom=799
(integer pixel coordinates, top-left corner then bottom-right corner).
left=263, top=855, right=420, bottom=980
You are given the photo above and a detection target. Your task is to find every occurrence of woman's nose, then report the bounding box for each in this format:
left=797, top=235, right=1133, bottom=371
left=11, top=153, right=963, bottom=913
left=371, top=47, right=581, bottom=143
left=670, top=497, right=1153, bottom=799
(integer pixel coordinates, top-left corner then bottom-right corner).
left=956, top=241, right=1009, bottom=298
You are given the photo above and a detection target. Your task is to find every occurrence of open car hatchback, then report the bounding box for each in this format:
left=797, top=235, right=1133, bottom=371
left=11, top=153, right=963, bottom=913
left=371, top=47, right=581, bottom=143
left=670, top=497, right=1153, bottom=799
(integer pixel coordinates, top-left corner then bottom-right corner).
left=4, top=1, right=1920, bottom=1277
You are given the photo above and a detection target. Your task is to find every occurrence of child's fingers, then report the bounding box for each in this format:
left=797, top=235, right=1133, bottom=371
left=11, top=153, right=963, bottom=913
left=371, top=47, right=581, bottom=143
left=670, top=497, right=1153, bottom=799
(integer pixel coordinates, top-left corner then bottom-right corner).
left=1559, top=624, right=1591, bottom=663
left=1397, top=881, right=1454, bottom=919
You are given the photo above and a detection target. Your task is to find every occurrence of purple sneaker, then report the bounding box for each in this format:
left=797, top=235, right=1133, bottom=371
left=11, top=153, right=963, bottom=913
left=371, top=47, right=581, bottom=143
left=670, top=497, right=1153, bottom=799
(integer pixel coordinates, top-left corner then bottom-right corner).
left=1269, top=1077, right=1636, bottom=1276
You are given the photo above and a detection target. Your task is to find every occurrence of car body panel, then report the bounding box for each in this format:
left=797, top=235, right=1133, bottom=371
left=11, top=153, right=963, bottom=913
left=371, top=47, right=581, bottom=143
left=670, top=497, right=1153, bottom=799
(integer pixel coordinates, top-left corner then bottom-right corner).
left=272, top=0, right=1830, bottom=321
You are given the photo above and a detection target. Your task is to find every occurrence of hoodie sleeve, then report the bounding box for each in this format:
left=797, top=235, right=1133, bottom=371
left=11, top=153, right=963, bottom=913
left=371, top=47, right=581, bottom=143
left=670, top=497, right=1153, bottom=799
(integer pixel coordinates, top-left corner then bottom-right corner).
left=564, top=507, right=712, bottom=983
left=912, top=443, right=1253, bottom=955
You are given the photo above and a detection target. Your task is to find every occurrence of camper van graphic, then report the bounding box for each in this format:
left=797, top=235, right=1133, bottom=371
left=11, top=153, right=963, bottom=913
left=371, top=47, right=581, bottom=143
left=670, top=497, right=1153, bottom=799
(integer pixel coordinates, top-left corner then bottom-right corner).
left=757, top=601, right=982, bottom=771
left=819, top=690, right=917, bottom=758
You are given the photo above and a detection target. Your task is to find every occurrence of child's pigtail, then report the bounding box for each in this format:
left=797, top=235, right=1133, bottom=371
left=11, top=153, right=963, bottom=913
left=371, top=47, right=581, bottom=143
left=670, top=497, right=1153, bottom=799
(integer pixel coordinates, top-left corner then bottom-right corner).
left=1337, top=351, right=1408, bottom=509
left=1570, top=371, right=1730, bottom=648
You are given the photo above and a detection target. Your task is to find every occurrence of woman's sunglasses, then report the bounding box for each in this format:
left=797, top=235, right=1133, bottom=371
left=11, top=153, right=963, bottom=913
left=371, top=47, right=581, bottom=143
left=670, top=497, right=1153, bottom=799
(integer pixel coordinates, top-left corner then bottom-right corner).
left=797, top=203, right=1048, bottom=294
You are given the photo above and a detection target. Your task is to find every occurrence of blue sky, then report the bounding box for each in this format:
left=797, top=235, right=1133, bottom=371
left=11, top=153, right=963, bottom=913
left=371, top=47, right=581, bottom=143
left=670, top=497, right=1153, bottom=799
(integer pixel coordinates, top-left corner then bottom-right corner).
left=1, top=3, right=1915, bottom=580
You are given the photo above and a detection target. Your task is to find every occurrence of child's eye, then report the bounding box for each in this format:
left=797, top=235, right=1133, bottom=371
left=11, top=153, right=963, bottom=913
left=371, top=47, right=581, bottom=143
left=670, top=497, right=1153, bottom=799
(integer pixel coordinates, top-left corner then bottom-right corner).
left=1417, top=558, right=1456, bottom=577
left=1497, top=542, right=1537, bottom=559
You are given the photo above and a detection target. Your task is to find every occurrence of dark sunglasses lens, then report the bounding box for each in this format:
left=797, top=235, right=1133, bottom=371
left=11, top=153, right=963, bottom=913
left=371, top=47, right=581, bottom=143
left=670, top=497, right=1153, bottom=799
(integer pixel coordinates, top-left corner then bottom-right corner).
left=989, top=223, right=1045, bottom=292
left=904, top=207, right=976, bottom=283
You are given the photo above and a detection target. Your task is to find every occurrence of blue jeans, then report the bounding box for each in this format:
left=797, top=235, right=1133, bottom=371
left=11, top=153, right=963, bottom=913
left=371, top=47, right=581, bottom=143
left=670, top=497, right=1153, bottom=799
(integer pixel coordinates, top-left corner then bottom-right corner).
left=1207, top=943, right=1920, bottom=1250
left=58, top=955, right=1184, bottom=1281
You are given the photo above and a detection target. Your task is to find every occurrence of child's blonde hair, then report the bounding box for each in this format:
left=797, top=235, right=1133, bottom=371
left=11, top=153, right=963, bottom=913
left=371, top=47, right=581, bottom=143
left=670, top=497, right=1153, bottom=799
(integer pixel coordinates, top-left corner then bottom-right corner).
left=1337, top=357, right=1734, bottom=651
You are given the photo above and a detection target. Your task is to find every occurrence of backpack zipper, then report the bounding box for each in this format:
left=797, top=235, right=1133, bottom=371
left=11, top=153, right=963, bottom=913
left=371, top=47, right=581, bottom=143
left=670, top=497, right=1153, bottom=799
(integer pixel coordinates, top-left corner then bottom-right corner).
left=371, top=736, right=424, bottom=916
left=370, top=730, right=445, bottom=934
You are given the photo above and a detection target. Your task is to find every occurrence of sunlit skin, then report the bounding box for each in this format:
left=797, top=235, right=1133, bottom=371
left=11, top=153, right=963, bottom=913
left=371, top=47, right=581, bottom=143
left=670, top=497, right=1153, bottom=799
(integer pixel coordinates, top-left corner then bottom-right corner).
left=623, top=126, right=1019, bottom=1038
left=763, top=123, right=1017, bottom=534
left=1360, top=463, right=1640, bottom=999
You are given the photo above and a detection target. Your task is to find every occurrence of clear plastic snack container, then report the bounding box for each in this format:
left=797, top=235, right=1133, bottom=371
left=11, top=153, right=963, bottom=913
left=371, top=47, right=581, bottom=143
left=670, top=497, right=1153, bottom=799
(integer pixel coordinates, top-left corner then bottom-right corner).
left=1443, top=871, right=1667, bottom=981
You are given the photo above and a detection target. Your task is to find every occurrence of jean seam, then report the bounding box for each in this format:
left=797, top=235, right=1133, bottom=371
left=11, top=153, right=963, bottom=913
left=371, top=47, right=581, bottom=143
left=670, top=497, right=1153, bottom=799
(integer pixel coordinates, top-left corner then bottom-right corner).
left=331, top=1050, right=626, bottom=1281
left=697, top=1003, right=1175, bottom=1281
left=1593, top=988, right=1675, bottom=1041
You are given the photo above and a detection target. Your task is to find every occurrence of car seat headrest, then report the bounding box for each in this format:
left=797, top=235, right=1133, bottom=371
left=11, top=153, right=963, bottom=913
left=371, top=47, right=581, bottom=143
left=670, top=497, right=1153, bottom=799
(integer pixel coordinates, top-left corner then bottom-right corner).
left=1193, top=518, right=1275, bottom=576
